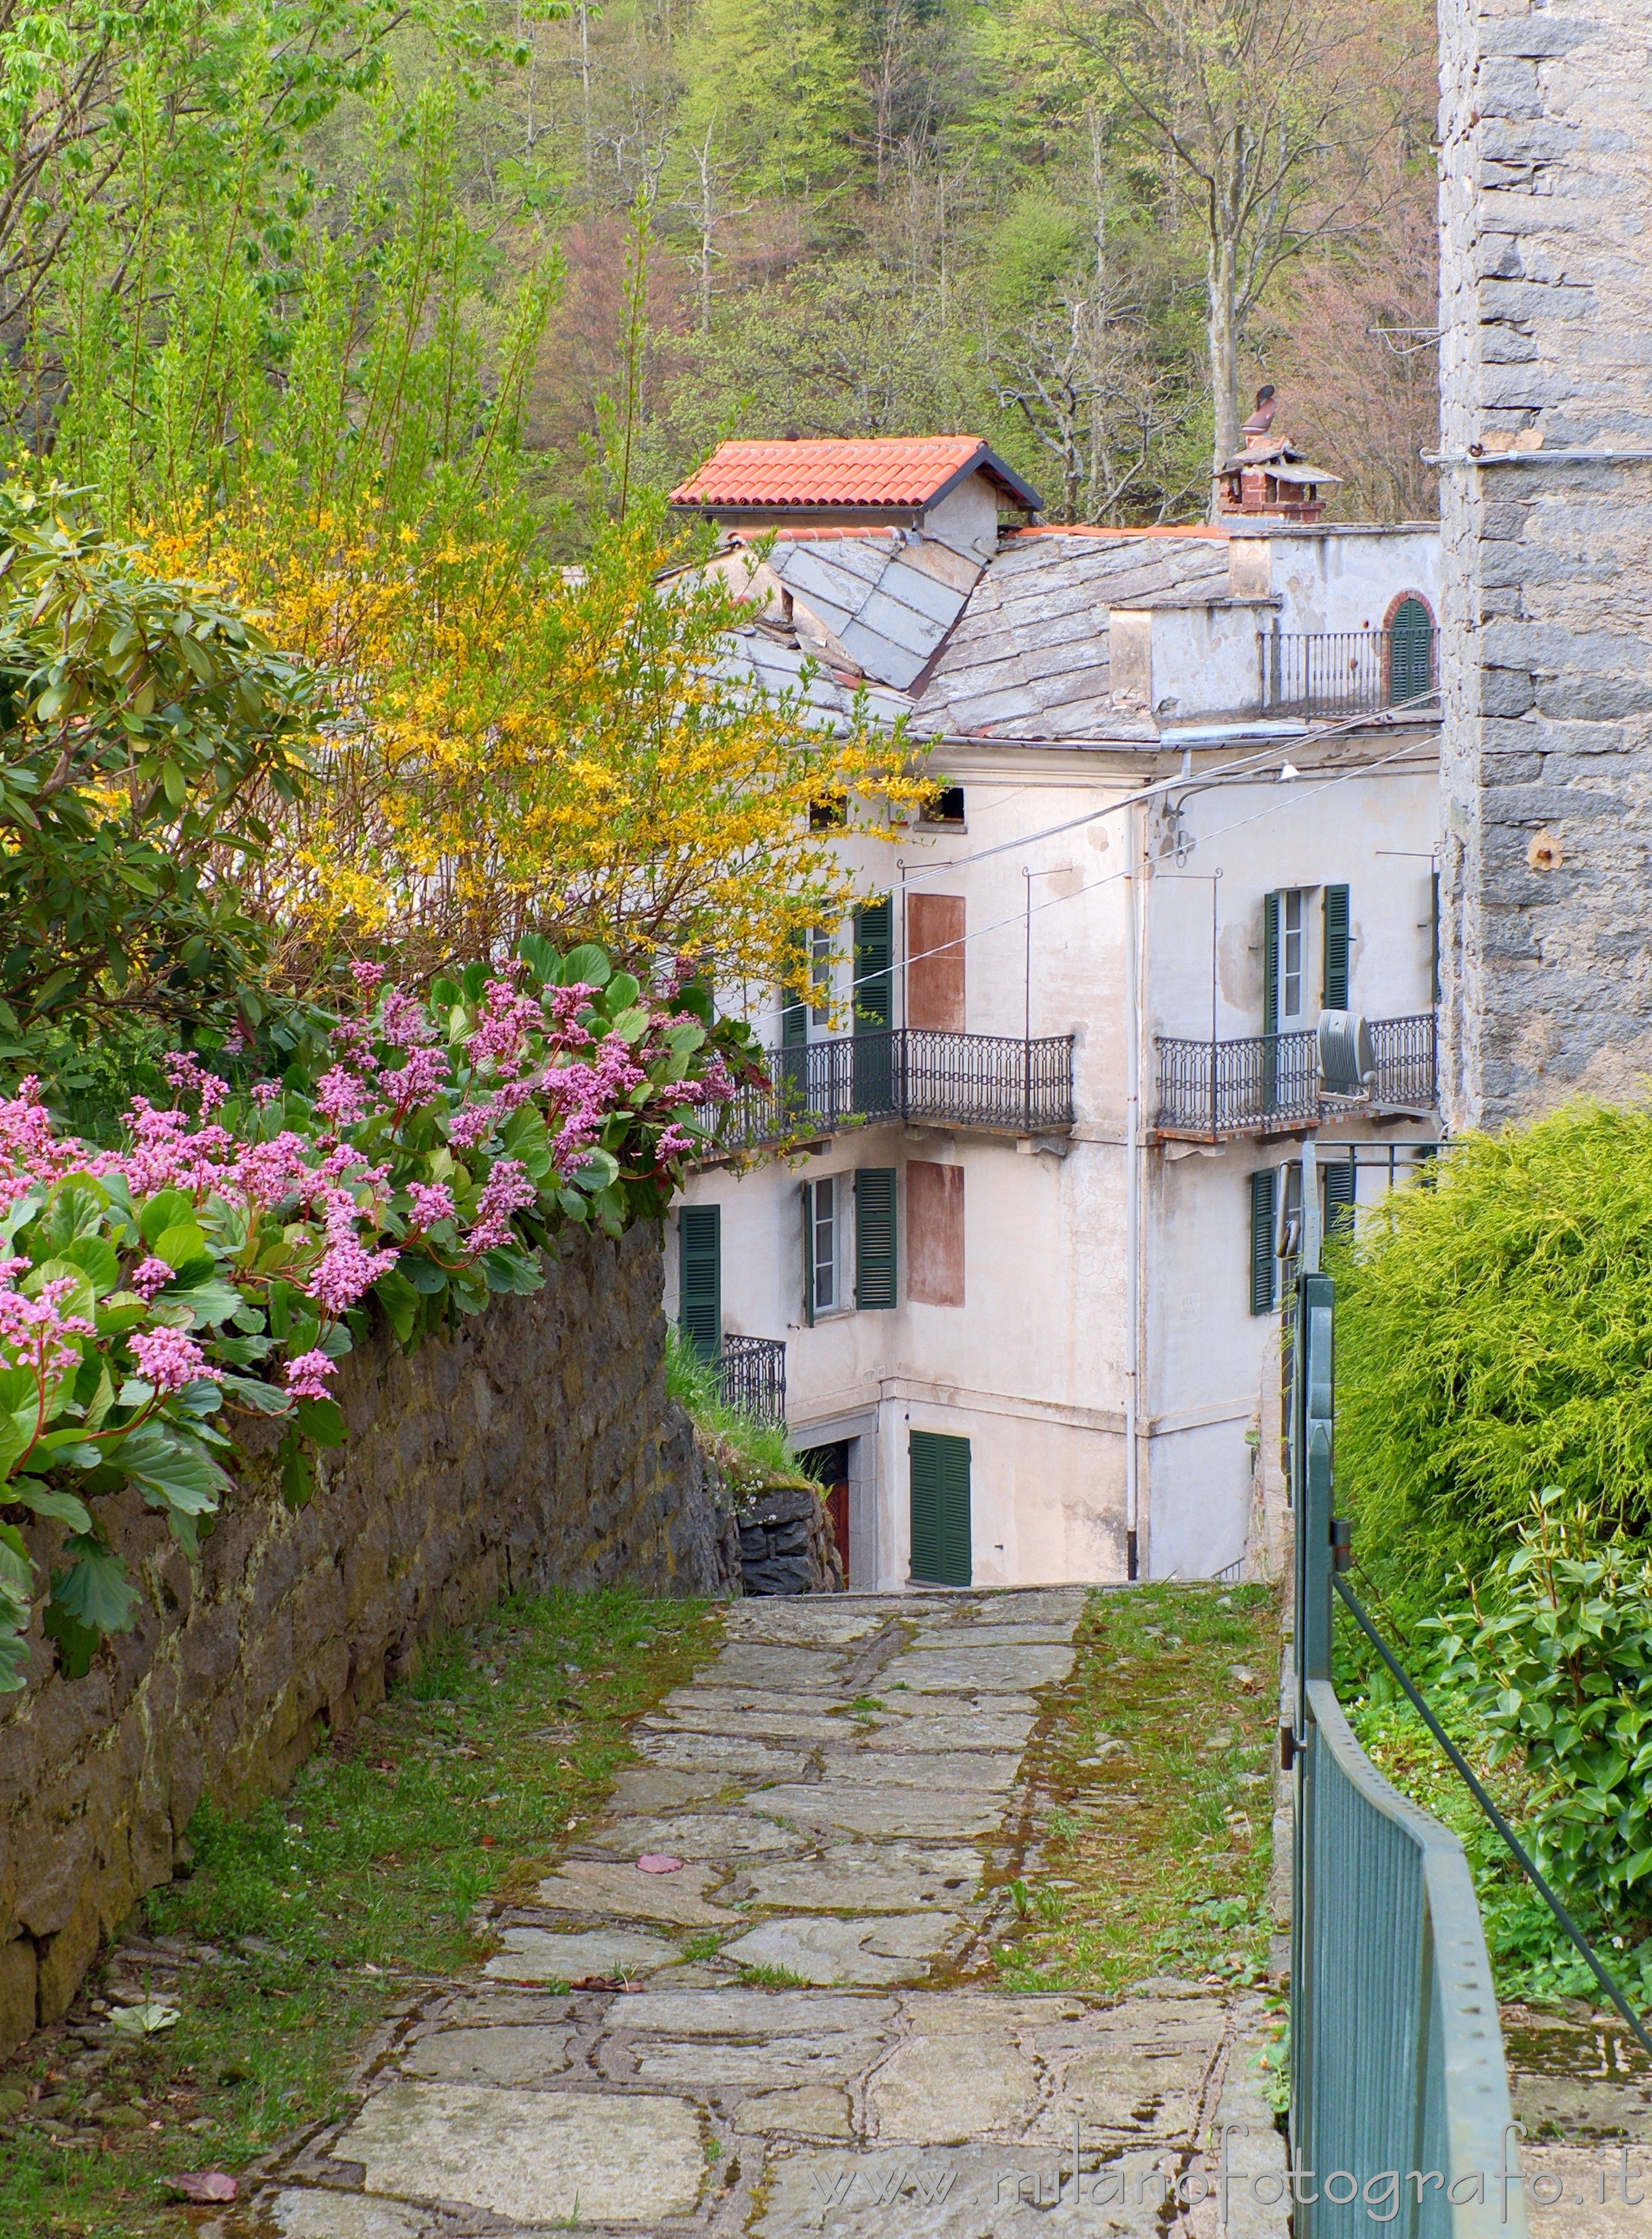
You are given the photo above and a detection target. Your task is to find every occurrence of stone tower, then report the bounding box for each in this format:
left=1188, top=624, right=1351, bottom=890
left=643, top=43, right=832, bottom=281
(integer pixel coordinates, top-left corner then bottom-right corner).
left=1436, top=0, right=1652, bottom=1130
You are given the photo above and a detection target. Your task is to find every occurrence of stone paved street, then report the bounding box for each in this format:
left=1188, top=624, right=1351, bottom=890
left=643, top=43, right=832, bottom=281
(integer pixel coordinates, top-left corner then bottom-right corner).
left=222, top=1589, right=1285, bottom=2236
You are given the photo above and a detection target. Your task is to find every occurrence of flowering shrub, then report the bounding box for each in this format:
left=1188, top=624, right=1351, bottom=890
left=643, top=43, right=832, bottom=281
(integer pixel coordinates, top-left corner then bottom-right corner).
left=0, top=937, right=751, bottom=1691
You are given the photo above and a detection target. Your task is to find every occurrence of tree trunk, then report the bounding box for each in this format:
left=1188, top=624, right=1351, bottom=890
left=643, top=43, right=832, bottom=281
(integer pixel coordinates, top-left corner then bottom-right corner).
left=1207, top=232, right=1241, bottom=520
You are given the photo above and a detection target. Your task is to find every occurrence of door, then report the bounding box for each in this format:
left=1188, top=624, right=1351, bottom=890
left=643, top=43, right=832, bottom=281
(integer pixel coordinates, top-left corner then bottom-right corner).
left=909, top=1429, right=971, bottom=1585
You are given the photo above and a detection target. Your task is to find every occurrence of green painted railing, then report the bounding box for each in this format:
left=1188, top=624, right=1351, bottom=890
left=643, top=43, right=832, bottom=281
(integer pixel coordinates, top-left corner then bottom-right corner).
left=1290, top=1249, right=1528, bottom=2238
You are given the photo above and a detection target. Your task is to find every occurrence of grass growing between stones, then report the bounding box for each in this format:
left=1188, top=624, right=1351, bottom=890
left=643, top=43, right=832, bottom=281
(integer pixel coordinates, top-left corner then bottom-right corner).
left=993, top=1581, right=1282, bottom=1998
left=0, top=1587, right=721, bottom=2239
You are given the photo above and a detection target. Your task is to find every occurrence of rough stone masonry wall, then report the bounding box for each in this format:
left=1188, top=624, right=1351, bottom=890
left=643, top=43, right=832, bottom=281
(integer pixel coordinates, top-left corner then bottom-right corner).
left=0, top=1221, right=738, bottom=2063
left=1436, top=0, right=1652, bottom=1130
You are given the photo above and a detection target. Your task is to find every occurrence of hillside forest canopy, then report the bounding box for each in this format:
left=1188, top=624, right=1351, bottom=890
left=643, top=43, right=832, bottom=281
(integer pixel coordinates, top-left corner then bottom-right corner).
left=0, top=0, right=1440, bottom=542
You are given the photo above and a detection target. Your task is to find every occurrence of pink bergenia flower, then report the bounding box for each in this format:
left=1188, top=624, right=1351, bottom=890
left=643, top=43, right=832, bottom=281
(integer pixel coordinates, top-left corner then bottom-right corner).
left=164, top=1053, right=228, bottom=1116
left=469, top=982, right=545, bottom=1076
left=406, top=1182, right=457, bottom=1229
left=315, top=1066, right=369, bottom=1127
left=284, top=1349, right=337, bottom=1402
left=129, top=1257, right=174, bottom=1301
left=380, top=987, right=436, bottom=1050
left=234, top=1132, right=316, bottom=1208
left=0, top=1276, right=96, bottom=1385
left=546, top=983, right=598, bottom=1035
left=307, top=1238, right=400, bottom=1315
left=330, top=1020, right=375, bottom=1066
left=446, top=1105, right=495, bottom=1151
left=130, top=1326, right=208, bottom=1395
left=377, top=1046, right=450, bottom=1112
left=350, top=959, right=388, bottom=991
left=466, top=1159, right=538, bottom=1252
left=251, top=1080, right=282, bottom=1109
left=653, top=1123, right=698, bottom=1163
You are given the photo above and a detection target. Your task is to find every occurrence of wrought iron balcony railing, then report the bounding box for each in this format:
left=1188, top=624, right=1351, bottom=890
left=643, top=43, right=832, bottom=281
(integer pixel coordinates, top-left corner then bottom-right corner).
left=1259, top=627, right=1436, bottom=719
left=1154, top=1011, right=1436, bottom=1139
left=717, top=1334, right=787, bottom=1426
left=714, top=1027, right=1076, bottom=1152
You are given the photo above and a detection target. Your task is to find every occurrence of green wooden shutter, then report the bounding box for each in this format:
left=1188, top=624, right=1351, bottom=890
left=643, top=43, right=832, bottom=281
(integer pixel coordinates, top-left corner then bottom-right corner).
left=1390, top=596, right=1433, bottom=704
left=1324, top=1155, right=1356, bottom=1240
left=855, top=1167, right=897, bottom=1310
left=1323, top=884, right=1350, bottom=1010
left=1249, top=1169, right=1278, bottom=1315
left=909, top=1429, right=971, bottom=1585
left=1262, top=893, right=1281, bottom=1035
left=781, top=930, right=807, bottom=1050
left=679, top=1203, right=721, bottom=1358
left=801, top=1181, right=815, bottom=1329
left=853, top=899, right=893, bottom=1030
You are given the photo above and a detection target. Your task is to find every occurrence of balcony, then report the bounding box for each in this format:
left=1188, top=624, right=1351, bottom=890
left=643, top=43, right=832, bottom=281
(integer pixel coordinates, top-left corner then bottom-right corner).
left=1154, top=1012, right=1436, bottom=1140
left=717, top=1334, right=787, bottom=1425
left=1259, top=627, right=1436, bottom=720
left=715, top=1027, right=1076, bottom=1153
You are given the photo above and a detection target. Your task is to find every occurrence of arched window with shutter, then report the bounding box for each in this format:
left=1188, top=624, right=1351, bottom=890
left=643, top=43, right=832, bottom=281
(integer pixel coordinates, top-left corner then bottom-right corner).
left=1387, top=594, right=1434, bottom=706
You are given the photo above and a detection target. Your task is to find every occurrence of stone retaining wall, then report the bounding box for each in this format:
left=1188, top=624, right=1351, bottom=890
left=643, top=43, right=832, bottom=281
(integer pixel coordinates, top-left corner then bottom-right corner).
left=0, top=1221, right=737, bottom=2062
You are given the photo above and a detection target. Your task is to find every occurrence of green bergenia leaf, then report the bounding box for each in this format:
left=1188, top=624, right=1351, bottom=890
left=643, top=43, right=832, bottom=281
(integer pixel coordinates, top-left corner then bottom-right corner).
left=50, top=1536, right=142, bottom=1633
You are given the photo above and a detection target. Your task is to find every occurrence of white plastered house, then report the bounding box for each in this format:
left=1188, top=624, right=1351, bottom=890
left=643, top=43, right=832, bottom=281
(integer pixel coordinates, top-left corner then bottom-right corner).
left=663, top=437, right=1442, bottom=1589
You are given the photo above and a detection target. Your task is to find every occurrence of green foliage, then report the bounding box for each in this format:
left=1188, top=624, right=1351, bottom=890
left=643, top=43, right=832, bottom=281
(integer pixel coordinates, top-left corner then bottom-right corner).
left=1331, top=1105, right=1652, bottom=1591
left=984, top=192, right=1086, bottom=315
left=0, top=486, right=318, bottom=1059
left=1427, top=1489, right=1652, bottom=1921
left=680, top=0, right=869, bottom=198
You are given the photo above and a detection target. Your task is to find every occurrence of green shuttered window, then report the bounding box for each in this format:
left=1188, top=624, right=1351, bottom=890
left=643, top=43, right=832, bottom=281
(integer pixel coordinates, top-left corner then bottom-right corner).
left=853, top=898, right=893, bottom=1030
left=1324, top=1156, right=1356, bottom=1239
left=1323, top=883, right=1351, bottom=1010
left=855, top=1168, right=897, bottom=1310
left=1262, top=891, right=1280, bottom=1036
left=679, top=1203, right=721, bottom=1358
left=910, top=1430, right=971, bottom=1586
left=1249, top=1169, right=1278, bottom=1315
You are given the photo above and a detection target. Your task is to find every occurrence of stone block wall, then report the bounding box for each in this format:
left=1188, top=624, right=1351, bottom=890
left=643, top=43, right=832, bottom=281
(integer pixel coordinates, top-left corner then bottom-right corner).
left=1436, top=0, right=1652, bottom=1129
left=0, top=1222, right=737, bottom=2061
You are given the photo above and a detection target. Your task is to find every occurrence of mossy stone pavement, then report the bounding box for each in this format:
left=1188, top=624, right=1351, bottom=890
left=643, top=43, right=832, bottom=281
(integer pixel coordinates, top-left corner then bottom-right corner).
left=218, top=1589, right=1286, bottom=2236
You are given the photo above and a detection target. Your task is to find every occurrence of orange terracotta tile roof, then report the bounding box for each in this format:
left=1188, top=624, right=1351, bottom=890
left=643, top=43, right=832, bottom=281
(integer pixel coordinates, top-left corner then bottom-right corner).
left=671, top=437, right=1042, bottom=513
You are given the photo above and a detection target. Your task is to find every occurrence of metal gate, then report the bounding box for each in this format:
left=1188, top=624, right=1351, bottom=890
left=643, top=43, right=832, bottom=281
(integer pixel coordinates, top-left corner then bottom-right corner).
left=1288, top=1156, right=1528, bottom=2237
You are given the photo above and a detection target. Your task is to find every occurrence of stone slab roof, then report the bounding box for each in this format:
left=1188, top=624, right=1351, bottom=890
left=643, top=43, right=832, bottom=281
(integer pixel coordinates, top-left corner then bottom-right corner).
left=909, top=532, right=1231, bottom=739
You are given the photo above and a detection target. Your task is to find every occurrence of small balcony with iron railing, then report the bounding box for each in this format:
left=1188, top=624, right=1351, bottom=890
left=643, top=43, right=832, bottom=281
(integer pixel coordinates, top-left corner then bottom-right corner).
left=714, top=1027, right=1076, bottom=1154
left=1259, top=623, right=1436, bottom=720
left=1154, top=1011, right=1436, bottom=1141
left=716, top=1334, right=787, bottom=1426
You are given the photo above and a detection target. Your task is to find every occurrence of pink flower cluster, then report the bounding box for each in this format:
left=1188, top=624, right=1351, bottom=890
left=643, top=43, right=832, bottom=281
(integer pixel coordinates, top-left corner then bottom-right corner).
left=469, top=981, right=545, bottom=1078
left=284, top=1349, right=337, bottom=1401
left=406, top=1182, right=457, bottom=1229
left=306, top=1188, right=400, bottom=1316
left=129, top=1257, right=174, bottom=1300
left=466, top=1160, right=537, bottom=1252
left=130, top=1326, right=208, bottom=1395
left=164, top=1052, right=228, bottom=1116
left=0, top=1274, right=97, bottom=1385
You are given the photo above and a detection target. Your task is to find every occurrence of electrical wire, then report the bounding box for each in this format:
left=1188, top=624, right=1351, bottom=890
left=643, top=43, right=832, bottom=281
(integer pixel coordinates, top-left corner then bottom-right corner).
left=740, top=725, right=1438, bottom=1038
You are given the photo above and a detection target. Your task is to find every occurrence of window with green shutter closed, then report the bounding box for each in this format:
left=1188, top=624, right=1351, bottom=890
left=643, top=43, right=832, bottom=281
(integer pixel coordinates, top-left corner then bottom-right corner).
left=1323, top=885, right=1350, bottom=1010
left=1324, top=1155, right=1357, bottom=1239
left=853, top=899, right=893, bottom=1030
left=1249, top=1169, right=1278, bottom=1315
left=1389, top=596, right=1434, bottom=705
left=1262, top=893, right=1281, bottom=1035
left=679, top=1203, right=721, bottom=1358
left=855, top=1168, right=897, bottom=1309
left=910, top=1429, right=971, bottom=1585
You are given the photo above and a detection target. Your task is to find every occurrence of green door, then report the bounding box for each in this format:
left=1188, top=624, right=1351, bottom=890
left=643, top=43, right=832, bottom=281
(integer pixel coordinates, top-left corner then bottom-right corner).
left=909, top=1429, right=971, bottom=1585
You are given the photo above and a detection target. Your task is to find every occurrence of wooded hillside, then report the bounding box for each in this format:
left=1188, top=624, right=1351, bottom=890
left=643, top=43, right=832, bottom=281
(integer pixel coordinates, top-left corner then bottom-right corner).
left=0, top=0, right=1440, bottom=534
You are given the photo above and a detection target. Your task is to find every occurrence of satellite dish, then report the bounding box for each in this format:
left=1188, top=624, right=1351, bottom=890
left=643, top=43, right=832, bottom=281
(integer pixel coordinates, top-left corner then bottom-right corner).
left=1318, top=1010, right=1374, bottom=1098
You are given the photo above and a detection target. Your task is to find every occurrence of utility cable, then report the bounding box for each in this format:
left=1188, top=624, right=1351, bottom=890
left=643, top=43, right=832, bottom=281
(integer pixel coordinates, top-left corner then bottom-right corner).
left=739, top=728, right=1435, bottom=1038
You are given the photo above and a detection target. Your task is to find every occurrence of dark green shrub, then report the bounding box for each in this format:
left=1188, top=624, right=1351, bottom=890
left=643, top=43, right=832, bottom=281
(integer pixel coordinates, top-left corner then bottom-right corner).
left=1331, top=1103, right=1652, bottom=1589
